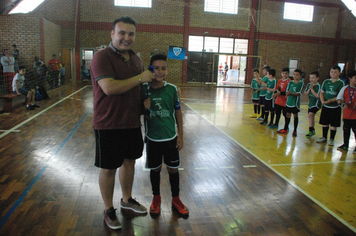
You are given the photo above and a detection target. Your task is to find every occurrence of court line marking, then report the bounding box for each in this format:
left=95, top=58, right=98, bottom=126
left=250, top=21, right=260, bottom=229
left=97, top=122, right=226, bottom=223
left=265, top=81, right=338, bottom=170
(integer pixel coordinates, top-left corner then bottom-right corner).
left=0, top=86, right=88, bottom=139
left=184, top=102, right=356, bottom=233
left=0, top=86, right=92, bottom=229
left=0, top=130, right=21, bottom=133
left=243, top=165, right=257, bottom=168
left=270, top=160, right=356, bottom=166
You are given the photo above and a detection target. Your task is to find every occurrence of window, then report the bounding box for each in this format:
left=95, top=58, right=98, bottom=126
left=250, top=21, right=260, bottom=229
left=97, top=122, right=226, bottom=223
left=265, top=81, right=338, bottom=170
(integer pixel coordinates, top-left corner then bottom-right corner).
left=219, top=38, right=234, bottom=54
left=9, top=0, right=45, bottom=14
left=204, top=0, right=238, bottom=15
left=283, top=2, right=314, bottom=22
left=115, top=0, right=151, bottom=8
left=234, top=39, right=248, bottom=54
left=188, top=36, right=204, bottom=52
left=188, top=36, right=249, bottom=54
left=204, top=37, right=219, bottom=53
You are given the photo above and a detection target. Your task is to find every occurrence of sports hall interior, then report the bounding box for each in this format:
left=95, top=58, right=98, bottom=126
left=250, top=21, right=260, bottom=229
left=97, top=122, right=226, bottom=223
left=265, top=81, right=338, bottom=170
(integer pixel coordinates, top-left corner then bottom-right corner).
left=0, top=0, right=356, bottom=235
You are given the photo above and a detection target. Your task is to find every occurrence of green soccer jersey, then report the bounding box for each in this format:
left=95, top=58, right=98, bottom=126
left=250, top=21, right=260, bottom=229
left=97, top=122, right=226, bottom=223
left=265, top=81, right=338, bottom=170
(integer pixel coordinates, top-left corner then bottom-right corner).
left=286, top=80, right=304, bottom=108
left=142, top=81, right=180, bottom=141
left=305, top=83, right=321, bottom=109
left=251, top=78, right=261, bottom=99
left=321, top=79, right=345, bottom=108
left=265, top=78, right=276, bottom=100
left=259, top=76, right=269, bottom=96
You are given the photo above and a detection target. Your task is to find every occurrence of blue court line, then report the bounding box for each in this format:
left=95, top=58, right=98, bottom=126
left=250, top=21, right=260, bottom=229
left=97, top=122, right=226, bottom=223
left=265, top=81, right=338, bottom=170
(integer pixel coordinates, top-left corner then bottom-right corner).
left=0, top=107, right=92, bottom=229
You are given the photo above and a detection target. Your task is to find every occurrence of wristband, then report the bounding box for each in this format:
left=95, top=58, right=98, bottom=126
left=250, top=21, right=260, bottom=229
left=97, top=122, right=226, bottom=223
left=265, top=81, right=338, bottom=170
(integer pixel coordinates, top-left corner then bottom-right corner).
left=137, top=74, right=142, bottom=83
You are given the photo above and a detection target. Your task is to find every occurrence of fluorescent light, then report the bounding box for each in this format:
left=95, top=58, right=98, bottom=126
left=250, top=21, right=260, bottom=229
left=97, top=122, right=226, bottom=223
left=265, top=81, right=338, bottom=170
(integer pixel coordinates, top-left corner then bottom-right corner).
left=9, top=0, right=45, bottom=14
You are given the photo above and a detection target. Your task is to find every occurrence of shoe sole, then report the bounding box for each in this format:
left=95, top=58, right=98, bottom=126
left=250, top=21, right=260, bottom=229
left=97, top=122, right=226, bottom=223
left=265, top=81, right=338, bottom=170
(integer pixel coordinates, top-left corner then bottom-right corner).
left=172, top=204, right=189, bottom=216
left=104, top=221, right=122, bottom=230
left=120, top=205, right=147, bottom=214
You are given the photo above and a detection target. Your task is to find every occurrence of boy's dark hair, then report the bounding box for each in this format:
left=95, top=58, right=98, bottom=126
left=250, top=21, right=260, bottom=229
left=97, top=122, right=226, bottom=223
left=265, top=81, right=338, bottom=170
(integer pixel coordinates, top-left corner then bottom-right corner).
left=348, top=70, right=356, bottom=79
left=113, top=16, right=136, bottom=30
left=150, top=53, right=168, bottom=66
left=310, top=71, right=319, bottom=78
left=294, top=69, right=302, bottom=75
left=282, top=67, right=289, bottom=73
left=331, top=65, right=341, bottom=72
left=253, top=69, right=259, bottom=73
left=267, top=69, right=276, bottom=77
left=19, top=66, right=26, bottom=71
left=263, top=65, right=270, bottom=71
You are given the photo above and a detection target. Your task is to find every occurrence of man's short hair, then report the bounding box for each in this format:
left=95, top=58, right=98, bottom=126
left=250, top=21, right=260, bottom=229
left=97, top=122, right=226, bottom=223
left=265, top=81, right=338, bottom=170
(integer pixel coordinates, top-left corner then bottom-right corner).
left=150, top=53, right=168, bottom=66
left=253, top=69, right=259, bottom=73
left=19, top=65, right=26, bottom=70
left=267, top=69, right=276, bottom=77
left=113, top=16, right=136, bottom=30
left=331, top=65, right=341, bottom=72
left=282, top=67, right=289, bottom=73
left=348, top=70, right=356, bottom=79
left=310, top=71, right=319, bottom=78
left=294, top=69, right=302, bottom=75
left=263, top=65, right=270, bottom=71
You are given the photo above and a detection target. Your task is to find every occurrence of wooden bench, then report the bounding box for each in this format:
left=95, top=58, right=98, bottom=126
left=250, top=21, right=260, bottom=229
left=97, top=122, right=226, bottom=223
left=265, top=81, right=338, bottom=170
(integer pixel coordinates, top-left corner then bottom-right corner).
left=0, top=93, right=25, bottom=112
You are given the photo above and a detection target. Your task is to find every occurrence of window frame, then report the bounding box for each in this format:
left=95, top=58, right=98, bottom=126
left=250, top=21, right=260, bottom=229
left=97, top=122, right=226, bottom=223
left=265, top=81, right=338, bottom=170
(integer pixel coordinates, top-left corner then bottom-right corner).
left=114, top=0, right=152, bottom=8
left=283, top=2, right=314, bottom=22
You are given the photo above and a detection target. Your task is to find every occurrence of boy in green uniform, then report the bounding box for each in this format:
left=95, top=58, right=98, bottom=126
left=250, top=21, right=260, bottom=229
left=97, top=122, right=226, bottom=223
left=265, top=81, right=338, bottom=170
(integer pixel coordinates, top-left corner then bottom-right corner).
left=256, top=65, right=270, bottom=121
left=304, top=71, right=321, bottom=137
left=316, top=65, right=345, bottom=146
left=142, top=53, right=188, bottom=216
left=250, top=69, right=261, bottom=118
left=261, top=68, right=276, bottom=125
left=277, top=69, right=304, bottom=137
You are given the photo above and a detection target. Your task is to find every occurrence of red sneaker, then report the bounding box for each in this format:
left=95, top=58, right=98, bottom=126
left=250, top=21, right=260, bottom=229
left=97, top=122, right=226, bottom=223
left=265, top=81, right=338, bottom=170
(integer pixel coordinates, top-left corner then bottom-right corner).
left=150, top=195, right=161, bottom=215
left=172, top=196, right=189, bottom=216
left=277, top=129, right=288, bottom=134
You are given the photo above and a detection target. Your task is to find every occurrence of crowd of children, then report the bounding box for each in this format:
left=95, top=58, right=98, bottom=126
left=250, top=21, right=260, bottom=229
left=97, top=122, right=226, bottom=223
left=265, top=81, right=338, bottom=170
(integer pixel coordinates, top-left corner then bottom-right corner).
left=250, top=65, right=356, bottom=153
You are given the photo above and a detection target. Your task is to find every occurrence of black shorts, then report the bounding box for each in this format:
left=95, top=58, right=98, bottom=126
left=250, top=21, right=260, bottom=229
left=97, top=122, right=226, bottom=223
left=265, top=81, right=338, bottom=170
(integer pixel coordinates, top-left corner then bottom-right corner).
left=146, top=138, right=180, bottom=169
left=285, top=106, right=300, bottom=114
left=94, top=128, right=143, bottom=169
left=252, top=99, right=259, bottom=104
left=275, top=104, right=286, bottom=116
left=259, top=96, right=266, bottom=106
left=319, top=106, right=341, bottom=127
left=308, top=107, right=320, bottom=114
left=265, top=99, right=274, bottom=111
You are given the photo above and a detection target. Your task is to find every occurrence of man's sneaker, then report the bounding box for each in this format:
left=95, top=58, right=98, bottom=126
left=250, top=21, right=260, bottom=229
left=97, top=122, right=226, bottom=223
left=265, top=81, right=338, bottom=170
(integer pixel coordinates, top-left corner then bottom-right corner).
left=260, top=121, right=267, bottom=125
left=31, top=104, right=40, bottom=108
left=150, top=195, right=161, bottom=215
left=328, top=139, right=334, bottom=146
left=316, top=137, right=327, bottom=143
left=250, top=114, right=257, bottom=118
left=256, top=117, right=264, bottom=121
left=337, top=144, right=348, bottom=151
left=292, top=131, right=297, bottom=137
left=26, top=105, right=35, bottom=110
left=305, top=130, right=316, bottom=137
left=103, top=207, right=121, bottom=230
left=121, top=197, right=147, bottom=213
left=172, top=196, right=189, bottom=216
left=277, top=129, right=288, bottom=134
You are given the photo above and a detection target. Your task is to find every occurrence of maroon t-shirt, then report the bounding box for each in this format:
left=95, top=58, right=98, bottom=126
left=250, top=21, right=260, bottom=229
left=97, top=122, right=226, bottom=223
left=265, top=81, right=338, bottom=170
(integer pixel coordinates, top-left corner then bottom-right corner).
left=91, top=44, right=144, bottom=130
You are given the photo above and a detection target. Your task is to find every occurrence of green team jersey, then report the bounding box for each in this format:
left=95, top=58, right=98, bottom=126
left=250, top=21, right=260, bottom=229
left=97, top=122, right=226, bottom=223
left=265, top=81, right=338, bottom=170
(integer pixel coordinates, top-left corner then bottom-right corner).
left=286, top=80, right=304, bottom=108
left=265, top=78, right=276, bottom=100
left=251, top=78, right=261, bottom=99
left=321, top=79, right=345, bottom=108
left=259, top=76, right=269, bottom=96
left=142, top=81, right=180, bottom=141
left=305, top=83, right=321, bottom=109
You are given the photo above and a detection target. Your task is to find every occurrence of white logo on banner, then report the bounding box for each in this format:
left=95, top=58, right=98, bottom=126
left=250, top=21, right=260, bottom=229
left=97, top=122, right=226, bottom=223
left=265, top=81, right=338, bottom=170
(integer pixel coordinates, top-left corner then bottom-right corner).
left=173, top=47, right=182, bottom=56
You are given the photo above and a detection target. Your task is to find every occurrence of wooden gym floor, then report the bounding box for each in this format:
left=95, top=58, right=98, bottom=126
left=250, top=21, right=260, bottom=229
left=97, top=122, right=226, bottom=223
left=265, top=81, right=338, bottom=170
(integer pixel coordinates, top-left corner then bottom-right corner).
left=0, top=84, right=355, bottom=236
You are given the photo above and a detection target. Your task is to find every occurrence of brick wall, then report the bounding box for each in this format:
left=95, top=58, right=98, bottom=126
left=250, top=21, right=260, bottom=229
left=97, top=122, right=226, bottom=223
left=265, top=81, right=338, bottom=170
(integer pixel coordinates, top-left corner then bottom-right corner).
left=43, top=19, right=62, bottom=63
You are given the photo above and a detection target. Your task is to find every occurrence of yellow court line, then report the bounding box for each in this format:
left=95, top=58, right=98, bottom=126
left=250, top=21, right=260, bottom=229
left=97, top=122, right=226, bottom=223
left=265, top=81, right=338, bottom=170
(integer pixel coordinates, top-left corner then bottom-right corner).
left=0, top=86, right=89, bottom=139
left=184, top=102, right=356, bottom=233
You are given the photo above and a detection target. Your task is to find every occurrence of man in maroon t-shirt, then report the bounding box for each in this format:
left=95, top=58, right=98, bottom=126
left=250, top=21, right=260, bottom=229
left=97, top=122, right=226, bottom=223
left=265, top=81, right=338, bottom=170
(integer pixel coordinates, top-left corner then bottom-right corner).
left=90, top=16, right=154, bottom=230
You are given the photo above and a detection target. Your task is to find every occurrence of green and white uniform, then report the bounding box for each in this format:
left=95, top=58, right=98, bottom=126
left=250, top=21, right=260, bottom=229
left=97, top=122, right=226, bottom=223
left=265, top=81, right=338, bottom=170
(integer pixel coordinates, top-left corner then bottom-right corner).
left=286, top=80, right=304, bottom=109
left=142, top=81, right=180, bottom=141
left=259, top=76, right=269, bottom=97
left=250, top=78, right=261, bottom=100
left=321, top=79, right=345, bottom=108
left=265, top=78, right=276, bottom=100
left=305, top=83, right=321, bottom=109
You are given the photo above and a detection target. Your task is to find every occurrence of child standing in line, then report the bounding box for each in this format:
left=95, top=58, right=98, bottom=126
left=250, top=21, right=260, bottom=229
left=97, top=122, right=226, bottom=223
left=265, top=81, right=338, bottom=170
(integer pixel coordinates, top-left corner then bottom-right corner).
left=336, top=70, right=356, bottom=152
left=304, top=71, right=321, bottom=137
left=250, top=69, right=261, bottom=118
left=256, top=65, right=270, bottom=121
left=270, top=68, right=291, bottom=129
left=142, top=53, right=188, bottom=217
left=261, top=68, right=276, bottom=126
left=277, top=69, right=304, bottom=137
left=316, top=65, right=345, bottom=146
